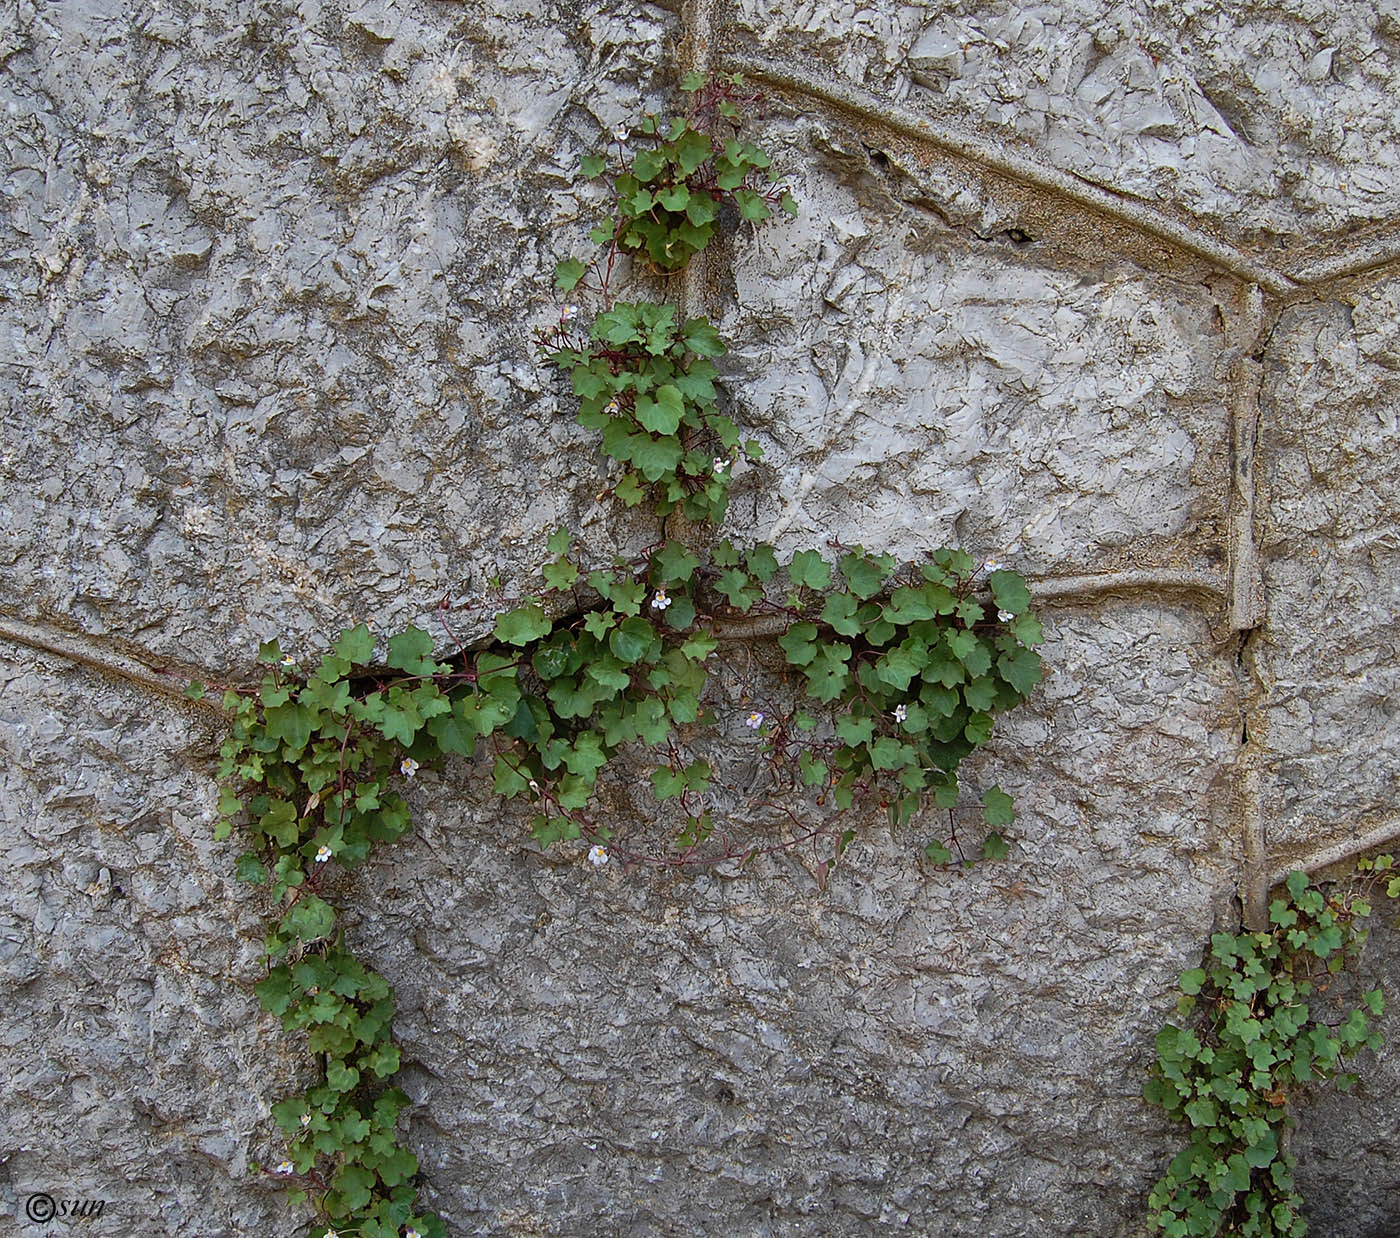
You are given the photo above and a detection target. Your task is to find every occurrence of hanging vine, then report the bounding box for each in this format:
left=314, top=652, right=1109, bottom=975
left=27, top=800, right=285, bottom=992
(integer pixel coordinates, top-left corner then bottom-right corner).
left=196, top=71, right=1044, bottom=1236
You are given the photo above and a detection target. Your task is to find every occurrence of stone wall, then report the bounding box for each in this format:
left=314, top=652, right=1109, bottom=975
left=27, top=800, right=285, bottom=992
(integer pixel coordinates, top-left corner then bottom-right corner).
left=2, top=0, right=1398, bottom=1233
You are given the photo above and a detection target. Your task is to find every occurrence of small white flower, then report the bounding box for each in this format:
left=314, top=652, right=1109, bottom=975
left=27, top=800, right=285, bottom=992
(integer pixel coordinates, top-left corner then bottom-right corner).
left=560, top=304, right=579, bottom=322
left=894, top=704, right=908, bottom=723
left=300, top=1112, right=312, bottom=1128
left=712, top=457, right=729, bottom=475
left=528, top=778, right=540, bottom=793
left=314, top=845, right=332, bottom=864
left=651, top=589, right=672, bottom=610
left=274, top=1160, right=295, bottom=1175
left=997, top=609, right=1015, bottom=623
left=604, top=399, right=620, bottom=415
left=405, top=1230, right=422, bottom=1238
left=613, top=125, right=628, bottom=142
left=588, top=845, right=609, bottom=867
left=744, top=711, right=764, bottom=729
left=982, top=556, right=1003, bottom=574
left=400, top=757, right=419, bottom=778
left=325, top=1230, right=339, bottom=1238
left=280, top=653, right=296, bottom=669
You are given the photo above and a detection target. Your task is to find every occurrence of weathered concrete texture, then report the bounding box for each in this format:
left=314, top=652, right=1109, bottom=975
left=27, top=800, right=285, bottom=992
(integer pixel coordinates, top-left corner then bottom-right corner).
left=3, top=0, right=1400, bottom=1232
left=721, top=0, right=1400, bottom=252
left=714, top=118, right=1230, bottom=578
left=0, top=0, right=674, bottom=675
left=1293, top=900, right=1400, bottom=1238
left=0, top=600, right=1244, bottom=1237
left=1254, top=286, right=1400, bottom=864
left=326, top=605, right=1242, bottom=1237
left=0, top=648, right=307, bottom=1237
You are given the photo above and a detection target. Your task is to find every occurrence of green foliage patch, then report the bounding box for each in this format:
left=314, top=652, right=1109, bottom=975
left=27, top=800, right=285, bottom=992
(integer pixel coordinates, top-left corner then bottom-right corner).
left=558, top=73, right=796, bottom=276
left=544, top=302, right=757, bottom=523
left=1145, top=861, right=1400, bottom=1236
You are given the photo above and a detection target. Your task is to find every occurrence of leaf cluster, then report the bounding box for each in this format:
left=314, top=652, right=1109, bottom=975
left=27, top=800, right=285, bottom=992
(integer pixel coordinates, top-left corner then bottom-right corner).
left=219, top=536, right=1042, bottom=938
left=563, top=72, right=795, bottom=275
left=485, top=533, right=722, bottom=847
left=1144, top=868, right=1395, bottom=1237
left=215, top=630, right=454, bottom=1234
left=258, top=947, right=443, bottom=1238
left=488, top=536, right=1043, bottom=853
left=707, top=542, right=1042, bottom=858
left=545, top=303, right=759, bottom=522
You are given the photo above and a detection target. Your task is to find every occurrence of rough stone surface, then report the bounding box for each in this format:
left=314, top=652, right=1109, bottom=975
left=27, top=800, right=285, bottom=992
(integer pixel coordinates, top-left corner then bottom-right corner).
left=1255, top=287, right=1400, bottom=862
left=2, top=0, right=1399, bottom=1234
left=0, top=650, right=306, bottom=1237
left=1, top=0, right=675, bottom=673
left=714, top=116, right=1231, bottom=577
left=723, top=0, right=1400, bottom=252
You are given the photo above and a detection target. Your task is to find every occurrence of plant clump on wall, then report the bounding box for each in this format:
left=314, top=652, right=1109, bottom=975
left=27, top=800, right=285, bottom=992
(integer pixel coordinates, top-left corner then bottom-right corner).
left=195, top=72, right=1044, bottom=1237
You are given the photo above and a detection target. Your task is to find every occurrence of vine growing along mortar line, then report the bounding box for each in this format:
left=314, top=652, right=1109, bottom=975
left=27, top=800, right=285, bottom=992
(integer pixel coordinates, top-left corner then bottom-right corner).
left=1145, top=859, right=1400, bottom=1237
left=200, top=72, right=1044, bottom=1236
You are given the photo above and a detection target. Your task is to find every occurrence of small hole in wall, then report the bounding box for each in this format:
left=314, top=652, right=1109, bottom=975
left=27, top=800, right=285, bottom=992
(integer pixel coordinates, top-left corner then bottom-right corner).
left=974, top=228, right=1037, bottom=246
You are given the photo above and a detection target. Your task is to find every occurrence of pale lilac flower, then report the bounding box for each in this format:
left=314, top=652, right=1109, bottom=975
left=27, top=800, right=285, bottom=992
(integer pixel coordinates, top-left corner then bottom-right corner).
left=998, top=609, right=1015, bottom=622
left=560, top=304, right=580, bottom=322
left=982, top=556, right=1003, bottom=574
left=604, top=399, right=620, bottom=415
left=712, top=457, right=729, bottom=475
left=405, top=1229, right=422, bottom=1238
left=651, top=589, right=672, bottom=610
left=893, top=704, right=908, bottom=723
left=744, top=711, right=764, bottom=729
left=280, top=653, right=296, bottom=669
left=274, top=1160, right=295, bottom=1175
left=400, top=757, right=420, bottom=778
left=300, top=1112, right=312, bottom=1128
left=314, top=845, right=332, bottom=864
left=588, top=845, right=609, bottom=867
left=613, top=125, right=628, bottom=142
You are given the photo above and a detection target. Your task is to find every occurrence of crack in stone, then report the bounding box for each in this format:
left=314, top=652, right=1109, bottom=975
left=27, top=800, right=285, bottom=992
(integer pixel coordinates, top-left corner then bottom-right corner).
left=1216, top=283, right=1273, bottom=929
left=0, top=615, right=226, bottom=710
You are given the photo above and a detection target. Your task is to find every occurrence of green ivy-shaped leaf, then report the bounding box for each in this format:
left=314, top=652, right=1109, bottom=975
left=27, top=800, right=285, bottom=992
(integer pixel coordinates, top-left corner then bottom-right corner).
left=386, top=627, right=437, bottom=675
left=982, top=785, right=1015, bottom=827
left=495, top=605, right=552, bottom=647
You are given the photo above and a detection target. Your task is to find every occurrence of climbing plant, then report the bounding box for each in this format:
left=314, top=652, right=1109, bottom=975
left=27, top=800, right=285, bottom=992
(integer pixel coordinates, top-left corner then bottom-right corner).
left=1145, top=859, right=1400, bottom=1236
left=195, top=71, right=1044, bottom=1236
